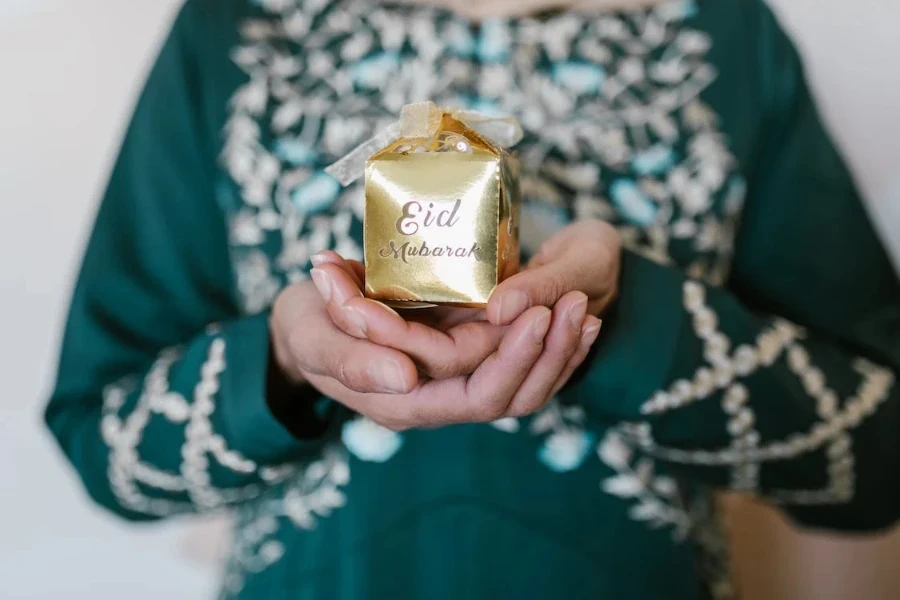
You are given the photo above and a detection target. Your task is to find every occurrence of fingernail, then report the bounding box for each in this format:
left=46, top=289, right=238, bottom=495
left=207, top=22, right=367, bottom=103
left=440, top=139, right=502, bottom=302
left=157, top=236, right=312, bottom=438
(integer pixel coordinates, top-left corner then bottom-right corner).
left=310, top=253, right=328, bottom=267
left=498, top=290, right=531, bottom=324
left=310, top=268, right=332, bottom=302
left=568, top=294, right=589, bottom=331
left=342, top=306, right=368, bottom=337
left=372, top=358, right=408, bottom=393
left=581, top=319, right=603, bottom=348
left=531, top=309, right=552, bottom=343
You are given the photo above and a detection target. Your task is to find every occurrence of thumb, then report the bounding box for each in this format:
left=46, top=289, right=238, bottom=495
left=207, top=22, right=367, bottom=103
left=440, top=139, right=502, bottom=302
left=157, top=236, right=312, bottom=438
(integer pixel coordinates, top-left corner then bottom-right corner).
left=487, top=246, right=613, bottom=326
left=486, top=261, right=575, bottom=326
left=487, top=220, right=621, bottom=326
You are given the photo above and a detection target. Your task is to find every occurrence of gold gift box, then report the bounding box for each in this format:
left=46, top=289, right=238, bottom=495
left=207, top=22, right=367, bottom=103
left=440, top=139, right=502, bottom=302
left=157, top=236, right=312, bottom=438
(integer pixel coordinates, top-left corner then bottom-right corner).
left=364, top=114, right=521, bottom=308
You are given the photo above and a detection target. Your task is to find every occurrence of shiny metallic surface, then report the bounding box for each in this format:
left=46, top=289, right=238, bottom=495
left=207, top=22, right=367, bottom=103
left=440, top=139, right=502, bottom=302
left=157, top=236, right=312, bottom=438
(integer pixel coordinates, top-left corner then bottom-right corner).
left=364, top=115, right=520, bottom=307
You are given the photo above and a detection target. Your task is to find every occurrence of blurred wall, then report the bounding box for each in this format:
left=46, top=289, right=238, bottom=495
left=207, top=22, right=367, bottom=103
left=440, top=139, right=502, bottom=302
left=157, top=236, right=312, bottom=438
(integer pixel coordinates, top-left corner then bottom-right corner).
left=0, top=2, right=215, bottom=598
left=0, top=1, right=896, bottom=599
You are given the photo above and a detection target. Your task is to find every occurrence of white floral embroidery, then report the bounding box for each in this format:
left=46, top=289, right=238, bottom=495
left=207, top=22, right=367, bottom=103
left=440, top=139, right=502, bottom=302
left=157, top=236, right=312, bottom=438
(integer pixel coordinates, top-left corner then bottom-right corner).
left=100, top=339, right=299, bottom=517
left=222, top=0, right=738, bottom=317
left=626, top=281, right=895, bottom=504
left=221, top=514, right=284, bottom=598
left=234, top=251, right=282, bottom=314
left=597, top=431, right=690, bottom=539
left=222, top=446, right=351, bottom=597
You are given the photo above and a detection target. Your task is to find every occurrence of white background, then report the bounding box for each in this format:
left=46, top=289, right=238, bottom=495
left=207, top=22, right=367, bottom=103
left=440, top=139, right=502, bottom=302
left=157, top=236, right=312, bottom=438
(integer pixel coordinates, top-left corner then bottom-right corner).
left=0, top=1, right=897, bottom=599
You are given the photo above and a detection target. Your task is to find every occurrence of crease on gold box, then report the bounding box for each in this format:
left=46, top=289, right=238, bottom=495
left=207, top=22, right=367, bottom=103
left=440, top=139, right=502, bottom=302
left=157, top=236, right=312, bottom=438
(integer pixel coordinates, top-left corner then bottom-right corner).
left=364, top=113, right=521, bottom=308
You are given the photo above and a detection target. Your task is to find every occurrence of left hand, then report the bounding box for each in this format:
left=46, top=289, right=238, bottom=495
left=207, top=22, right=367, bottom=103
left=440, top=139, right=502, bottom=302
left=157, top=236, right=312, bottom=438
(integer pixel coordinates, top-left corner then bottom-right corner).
left=486, top=219, right=621, bottom=327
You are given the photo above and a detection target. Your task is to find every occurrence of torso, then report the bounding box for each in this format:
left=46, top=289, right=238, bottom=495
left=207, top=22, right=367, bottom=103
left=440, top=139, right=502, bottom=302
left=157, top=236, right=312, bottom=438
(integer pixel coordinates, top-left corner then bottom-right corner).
left=216, top=1, right=749, bottom=597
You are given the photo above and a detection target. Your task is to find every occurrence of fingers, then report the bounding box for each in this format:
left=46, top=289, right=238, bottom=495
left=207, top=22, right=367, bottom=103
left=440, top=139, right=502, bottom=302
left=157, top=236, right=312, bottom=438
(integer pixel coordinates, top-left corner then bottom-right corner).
left=301, top=305, right=596, bottom=432
left=505, top=291, right=588, bottom=416
left=486, top=220, right=620, bottom=326
left=291, top=315, right=419, bottom=395
left=453, top=306, right=552, bottom=422
left=310, top=263, right=370, bottom=338
left=312, top=261, right=505, bottom=379
left=343, top=298, right=506, bottom=378
left=311, top=250, right=365, bottom=291
left=276, top=285, right=418, bottom=395
left=486, top=256, right=605, bottom=325
left=360, top=307, right=551, bottom=428
left=357, top=306, right=548, bottom=429
left=550, top=315, right=602, bottom=398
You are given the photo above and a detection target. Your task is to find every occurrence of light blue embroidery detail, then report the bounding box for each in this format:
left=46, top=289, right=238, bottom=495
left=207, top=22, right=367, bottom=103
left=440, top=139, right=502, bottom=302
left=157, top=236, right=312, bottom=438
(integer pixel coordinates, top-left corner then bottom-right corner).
left=353, top=52, right=401, bottom=89
left=723, top=176, right=748, bottom=215
left=610, top=179, right=658, bottom=226
left=275, top=139, right=319, bottom=166
left=552, top=62, right=606, bottom=95
left=291, top=172, right=340, bottom=214
left=454, top=95, right=505, bottom=117
left=341, top=418, right=404, bottom=463
left=478, top=19, right=511, bottom=62
left=538, top=430, right=597, bottom=473
left=664, top=0, right=699, bottom=19
left=448, top=24, right=476, bottom=56
left=632, top=145, right=676, bottom=176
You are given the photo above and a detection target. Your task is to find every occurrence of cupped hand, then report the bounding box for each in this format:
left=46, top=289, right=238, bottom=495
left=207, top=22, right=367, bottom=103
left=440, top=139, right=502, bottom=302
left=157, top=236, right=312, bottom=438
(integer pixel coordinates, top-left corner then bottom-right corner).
left=298, top=251, right=602, bottom=430
left=308, top=250, right=506, bottom=379
left=270, top=281, right=419, bottom=394
left=271, top=274, right=596, bottom=430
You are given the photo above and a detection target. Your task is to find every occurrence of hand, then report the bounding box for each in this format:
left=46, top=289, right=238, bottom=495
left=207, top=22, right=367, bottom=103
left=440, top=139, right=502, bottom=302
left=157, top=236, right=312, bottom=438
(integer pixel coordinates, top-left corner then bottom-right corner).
left=308, top=250, right=505, bottom=380
left=270, top=280, right=420, bottom=393
left=486, top=219, right=621, bottom=326
left=300, top=252, right=602, bottom=431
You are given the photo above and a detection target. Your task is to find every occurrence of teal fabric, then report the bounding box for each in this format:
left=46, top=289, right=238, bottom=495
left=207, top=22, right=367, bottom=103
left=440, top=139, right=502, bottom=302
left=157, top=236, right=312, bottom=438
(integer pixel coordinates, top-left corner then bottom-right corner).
left=45, top=0, right=900, bottom=598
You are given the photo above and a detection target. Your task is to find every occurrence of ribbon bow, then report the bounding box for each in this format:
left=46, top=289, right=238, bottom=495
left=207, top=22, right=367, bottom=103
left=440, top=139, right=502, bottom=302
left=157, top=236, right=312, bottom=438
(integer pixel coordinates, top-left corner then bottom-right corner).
left=324, top=101, right=524, bottom=187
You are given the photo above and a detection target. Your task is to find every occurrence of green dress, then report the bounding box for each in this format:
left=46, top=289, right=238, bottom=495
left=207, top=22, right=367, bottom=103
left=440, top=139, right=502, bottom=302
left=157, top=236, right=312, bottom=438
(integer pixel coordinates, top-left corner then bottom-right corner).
left=45, top=0, right=900, bottom=598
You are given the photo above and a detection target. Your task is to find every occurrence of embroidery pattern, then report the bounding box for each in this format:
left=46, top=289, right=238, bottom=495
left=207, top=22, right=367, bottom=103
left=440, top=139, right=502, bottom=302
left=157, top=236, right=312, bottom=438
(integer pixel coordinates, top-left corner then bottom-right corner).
left=341, top=417, right=405, bottom=463
left=214, top=0, right=739, bottom=593
left=529, top=401, right=596, bottom=473
left=598, top=430, right=690, bottom=539
left=100, top=338, right=305, bottom=517
left=624, top=281, right=895, bottom=504
left=222, top=416, right=404, bottom=597
left=224, top=446, right=350, bottom=597
left=221, top=0, right=737, bottom=315
left=491, top=399, right=694, bottom=538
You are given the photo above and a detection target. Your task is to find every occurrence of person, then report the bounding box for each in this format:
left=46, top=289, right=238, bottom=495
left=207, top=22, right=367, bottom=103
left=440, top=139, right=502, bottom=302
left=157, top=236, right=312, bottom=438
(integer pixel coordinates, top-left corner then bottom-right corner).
left=44, top=0, right=900, bottom=598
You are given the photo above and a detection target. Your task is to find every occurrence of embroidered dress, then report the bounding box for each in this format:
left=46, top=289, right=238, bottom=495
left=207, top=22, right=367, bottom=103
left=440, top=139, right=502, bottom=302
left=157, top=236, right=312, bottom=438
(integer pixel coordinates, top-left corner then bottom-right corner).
left=45, top=1, right=899, bottom=599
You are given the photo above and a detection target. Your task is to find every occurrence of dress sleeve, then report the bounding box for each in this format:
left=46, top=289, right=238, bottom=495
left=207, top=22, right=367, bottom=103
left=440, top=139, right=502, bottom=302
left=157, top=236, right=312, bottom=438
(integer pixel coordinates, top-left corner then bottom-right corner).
left=43, top=1, right=337, bottom=522
left=567, top=4, right=900, bottom=531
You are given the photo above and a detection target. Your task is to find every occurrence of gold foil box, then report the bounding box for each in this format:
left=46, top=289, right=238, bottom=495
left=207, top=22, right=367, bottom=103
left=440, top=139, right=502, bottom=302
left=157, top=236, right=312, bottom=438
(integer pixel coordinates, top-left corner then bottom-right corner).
left=364, top=114, right=521, bottom=307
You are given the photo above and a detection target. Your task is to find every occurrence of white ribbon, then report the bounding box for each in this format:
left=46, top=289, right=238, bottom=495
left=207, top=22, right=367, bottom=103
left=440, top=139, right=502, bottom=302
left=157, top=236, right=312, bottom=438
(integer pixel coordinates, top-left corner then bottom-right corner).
left=325, top=101, right=523, bottom=187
